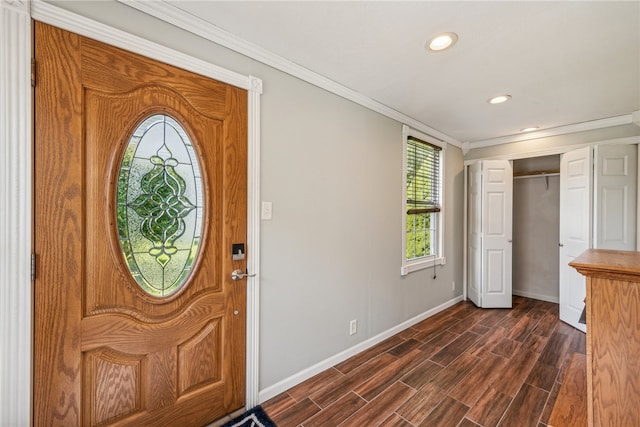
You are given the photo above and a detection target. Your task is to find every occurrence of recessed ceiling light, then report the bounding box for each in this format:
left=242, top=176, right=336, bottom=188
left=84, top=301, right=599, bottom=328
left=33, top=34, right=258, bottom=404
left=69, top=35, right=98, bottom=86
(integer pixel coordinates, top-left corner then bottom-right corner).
left=521, top=126, right=539, bottom=132
left=426, top=32, right=458, bottom=52
left=487, top=95, right=512, bottom=105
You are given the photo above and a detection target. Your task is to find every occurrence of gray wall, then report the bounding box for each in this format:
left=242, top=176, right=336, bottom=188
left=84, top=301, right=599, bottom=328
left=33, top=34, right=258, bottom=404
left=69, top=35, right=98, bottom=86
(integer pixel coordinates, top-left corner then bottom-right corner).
left=512, top=156, right=560, bottom=302
left=51, top=1, right=465, bottom=391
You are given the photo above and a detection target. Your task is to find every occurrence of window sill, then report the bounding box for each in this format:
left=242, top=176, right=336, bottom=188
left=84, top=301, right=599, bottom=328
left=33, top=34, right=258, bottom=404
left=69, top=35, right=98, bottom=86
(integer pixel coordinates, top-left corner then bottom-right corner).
left=401, top=256, right=446, bottom=276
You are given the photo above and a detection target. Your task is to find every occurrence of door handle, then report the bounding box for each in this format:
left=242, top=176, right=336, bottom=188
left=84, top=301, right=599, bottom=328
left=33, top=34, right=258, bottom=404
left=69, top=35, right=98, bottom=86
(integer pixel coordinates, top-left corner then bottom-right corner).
left=559, top=243, right=564, bottom=247
left=231, top=269, right=256, bottom=281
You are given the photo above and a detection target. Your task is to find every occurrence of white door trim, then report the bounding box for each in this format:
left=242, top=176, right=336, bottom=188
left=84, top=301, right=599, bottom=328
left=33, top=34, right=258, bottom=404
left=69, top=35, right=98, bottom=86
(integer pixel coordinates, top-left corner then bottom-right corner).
left=1, top=1, right=262, bottom=424
left=245, top=75, right=262, bottom=409
left=0, top=1, right=32, bottom=425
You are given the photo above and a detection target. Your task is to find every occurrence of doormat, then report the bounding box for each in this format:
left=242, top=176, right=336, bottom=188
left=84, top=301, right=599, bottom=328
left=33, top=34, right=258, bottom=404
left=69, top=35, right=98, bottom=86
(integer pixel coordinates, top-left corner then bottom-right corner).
left=221, top=405, right=276, bottom=427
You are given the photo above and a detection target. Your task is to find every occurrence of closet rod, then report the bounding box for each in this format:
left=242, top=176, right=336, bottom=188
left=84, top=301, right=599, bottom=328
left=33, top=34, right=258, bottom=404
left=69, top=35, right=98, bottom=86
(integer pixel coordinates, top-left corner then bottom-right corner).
left=513, top=169, right=560, bottom=179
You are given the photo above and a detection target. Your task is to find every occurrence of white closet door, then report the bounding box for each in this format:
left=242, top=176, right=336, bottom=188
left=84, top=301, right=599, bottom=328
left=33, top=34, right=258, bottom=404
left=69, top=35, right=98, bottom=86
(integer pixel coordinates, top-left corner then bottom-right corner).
left=559, top=147, right=591, bottom=332
left=594, top=144, right=637, bottom=251
left=481, top=160, right=513, bottom=308
left=467, top=161, right=482, bottom=307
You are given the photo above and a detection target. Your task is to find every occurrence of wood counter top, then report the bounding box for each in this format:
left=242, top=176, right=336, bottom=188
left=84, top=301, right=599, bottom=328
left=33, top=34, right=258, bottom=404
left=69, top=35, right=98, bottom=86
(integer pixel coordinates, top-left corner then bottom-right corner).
left=569, top=249, right=640, bottom=282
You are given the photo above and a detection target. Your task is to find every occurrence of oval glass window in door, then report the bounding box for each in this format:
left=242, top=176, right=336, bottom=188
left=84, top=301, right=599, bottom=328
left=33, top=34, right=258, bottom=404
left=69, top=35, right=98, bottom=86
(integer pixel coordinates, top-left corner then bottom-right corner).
left=116, top=114, right=204, bottom=297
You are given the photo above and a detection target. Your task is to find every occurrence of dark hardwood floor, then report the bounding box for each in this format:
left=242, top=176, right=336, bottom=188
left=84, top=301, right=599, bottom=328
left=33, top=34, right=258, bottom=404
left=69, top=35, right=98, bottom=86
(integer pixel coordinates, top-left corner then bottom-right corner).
left=262, top=296, right=586, bottom=427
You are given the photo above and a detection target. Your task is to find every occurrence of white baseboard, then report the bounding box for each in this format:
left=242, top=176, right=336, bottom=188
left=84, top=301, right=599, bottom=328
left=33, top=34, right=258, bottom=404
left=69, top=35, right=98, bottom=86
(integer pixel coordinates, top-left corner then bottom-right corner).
left=258, top=295, right=464, bottom=403
left=513, top=289, right=559, bottom=304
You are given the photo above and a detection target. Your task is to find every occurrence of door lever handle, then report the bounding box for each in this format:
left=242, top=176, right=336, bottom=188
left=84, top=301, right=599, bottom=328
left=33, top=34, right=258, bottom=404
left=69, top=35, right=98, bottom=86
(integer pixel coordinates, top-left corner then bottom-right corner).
left=231, top=269, right=256, bottom=281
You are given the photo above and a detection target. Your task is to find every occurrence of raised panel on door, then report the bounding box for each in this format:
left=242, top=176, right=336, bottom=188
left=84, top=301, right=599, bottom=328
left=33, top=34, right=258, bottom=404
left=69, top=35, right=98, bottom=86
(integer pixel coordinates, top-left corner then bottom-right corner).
left=594, top=144, right=637, bottom=250
left=481, top=160, right=513, bottom=308
left=34, top=23, right=248, bottom=426
left=467, top=162, right=482, bottom=307
left=559, top=147, right=591, bottom=332
left=486, top=250, right=506, bottom=294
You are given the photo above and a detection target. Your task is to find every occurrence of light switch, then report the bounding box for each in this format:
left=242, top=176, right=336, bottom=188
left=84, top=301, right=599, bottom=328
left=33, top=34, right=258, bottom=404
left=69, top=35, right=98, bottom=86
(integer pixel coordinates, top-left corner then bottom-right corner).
left=261, top=201, right=273, bottom=220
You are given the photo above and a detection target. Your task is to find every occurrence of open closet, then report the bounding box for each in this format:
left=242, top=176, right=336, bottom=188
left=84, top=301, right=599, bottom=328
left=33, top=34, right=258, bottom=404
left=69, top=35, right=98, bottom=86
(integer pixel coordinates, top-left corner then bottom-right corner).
left=513, top=155, right=561, bottom=304
left=466, top=144, right=638, bottom=331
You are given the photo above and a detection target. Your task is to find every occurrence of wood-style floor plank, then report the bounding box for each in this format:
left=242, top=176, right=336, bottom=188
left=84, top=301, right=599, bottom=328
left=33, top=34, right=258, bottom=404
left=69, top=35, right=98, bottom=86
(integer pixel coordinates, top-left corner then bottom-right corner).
left=428, top=352, right=479, bottom=392
left=466, top=387, right=514, bottom=427
left=270, top=397, right=320, bottom=427
left=339, top=382, right=415, bottom=427
left=491, top=337, right=521, bottom=358
left=262, top=298, right=586, bottom=427
left=333, top=335, right=404, bottom=374
left=353, top=349, right=425, bottom=401
left=538, top=330, right=572, bottom=368
left=490, top=348, right=539, bottom=397
left=467, top=326, right=508, bottom=358
left=525, top=360, right=559, bottom=392
left=310, top=352, right=396, bottom=408
left=522, top=332, right=550, bottom=353
left=459, top=418, right=482, bottom=427
left=498, top=383, right=549, bottom=427
left=429, top=331, right=481, bottom=366
left=287, top=368, right=343, bottom=401
left=508, top=315, right=537, bottom=342
left=379, top=413, right=414, bottom=427
left=417, top=395, right=469, bottom=427
left=261, top=392, right=296, bottom=419
left=388, top=338, right=423, bottom=358
left=448, top=353, right=507, bottom=406
left=302, top=392, right=366, bottom=427
left=399, top=359, right=443, bottom=390
left=395, top=383, right=446, bottom=425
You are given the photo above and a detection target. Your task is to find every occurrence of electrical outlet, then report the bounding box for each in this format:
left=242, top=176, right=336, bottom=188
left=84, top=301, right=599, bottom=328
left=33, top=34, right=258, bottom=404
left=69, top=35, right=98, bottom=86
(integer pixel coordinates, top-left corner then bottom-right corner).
left=349, top=319, right=357, bottom=335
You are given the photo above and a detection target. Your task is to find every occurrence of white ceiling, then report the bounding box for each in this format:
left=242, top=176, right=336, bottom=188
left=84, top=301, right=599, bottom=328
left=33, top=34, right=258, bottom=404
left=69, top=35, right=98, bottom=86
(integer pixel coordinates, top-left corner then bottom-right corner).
left=166, top=1, right=640, bottom=144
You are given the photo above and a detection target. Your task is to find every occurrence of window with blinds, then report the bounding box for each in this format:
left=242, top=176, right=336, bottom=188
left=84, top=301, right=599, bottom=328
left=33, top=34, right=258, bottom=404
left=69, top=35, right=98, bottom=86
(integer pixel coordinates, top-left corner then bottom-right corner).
left=405, top=136, right=442, bottom=261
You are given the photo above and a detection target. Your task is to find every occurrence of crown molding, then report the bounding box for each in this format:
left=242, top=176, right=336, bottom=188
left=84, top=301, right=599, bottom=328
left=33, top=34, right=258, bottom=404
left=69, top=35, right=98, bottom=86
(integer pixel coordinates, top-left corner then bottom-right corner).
left=463, top=135, right=640, bottom=164
left=118, top=0, right=461, bottom=148
left=467, top=114, right=636, bottom=150
left=632, top=110, right=640, bottom=128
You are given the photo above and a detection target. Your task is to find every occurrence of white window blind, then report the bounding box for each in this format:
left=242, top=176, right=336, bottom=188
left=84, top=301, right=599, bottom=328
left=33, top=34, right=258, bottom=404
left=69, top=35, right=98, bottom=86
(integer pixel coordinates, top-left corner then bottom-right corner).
left=406, top=136, right=441, bottom=261
left=407, top=136, right=441, bottom=215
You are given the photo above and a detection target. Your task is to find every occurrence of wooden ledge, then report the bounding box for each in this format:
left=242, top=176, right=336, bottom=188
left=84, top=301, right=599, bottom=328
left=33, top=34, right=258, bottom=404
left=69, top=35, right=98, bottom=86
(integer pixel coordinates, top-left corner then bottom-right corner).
left=569, top=249, right=640, bottom=282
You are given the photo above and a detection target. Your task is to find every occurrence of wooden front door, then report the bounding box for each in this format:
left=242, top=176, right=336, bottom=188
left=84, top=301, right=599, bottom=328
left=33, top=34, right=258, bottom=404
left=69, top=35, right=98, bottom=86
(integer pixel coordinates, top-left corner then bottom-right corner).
left=34, top=22, right=248, bottom=426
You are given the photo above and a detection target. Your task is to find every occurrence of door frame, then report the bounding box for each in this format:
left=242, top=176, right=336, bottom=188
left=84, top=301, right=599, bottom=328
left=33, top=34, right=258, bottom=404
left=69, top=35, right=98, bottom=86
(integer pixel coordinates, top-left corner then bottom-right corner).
left=0, top=2, right=262, bottom=424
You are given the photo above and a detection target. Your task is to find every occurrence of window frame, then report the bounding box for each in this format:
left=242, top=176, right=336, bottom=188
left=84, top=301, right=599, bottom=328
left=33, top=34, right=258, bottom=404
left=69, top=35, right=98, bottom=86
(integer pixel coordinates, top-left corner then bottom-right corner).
left=401, top=125, right=446, bottom=276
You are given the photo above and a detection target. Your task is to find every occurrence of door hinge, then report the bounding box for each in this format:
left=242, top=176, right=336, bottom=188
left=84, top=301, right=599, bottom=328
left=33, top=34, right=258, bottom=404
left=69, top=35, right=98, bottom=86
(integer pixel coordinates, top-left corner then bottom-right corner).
left=31, top=253, right=36, bottom=281
left=31, top=59, right=36, bottom=87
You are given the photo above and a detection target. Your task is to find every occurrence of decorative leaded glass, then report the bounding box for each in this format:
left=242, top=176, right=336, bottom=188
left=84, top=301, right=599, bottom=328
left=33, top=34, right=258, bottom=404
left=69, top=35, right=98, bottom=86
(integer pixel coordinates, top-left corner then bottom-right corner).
left=117, top=114, right=204, bottom=297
